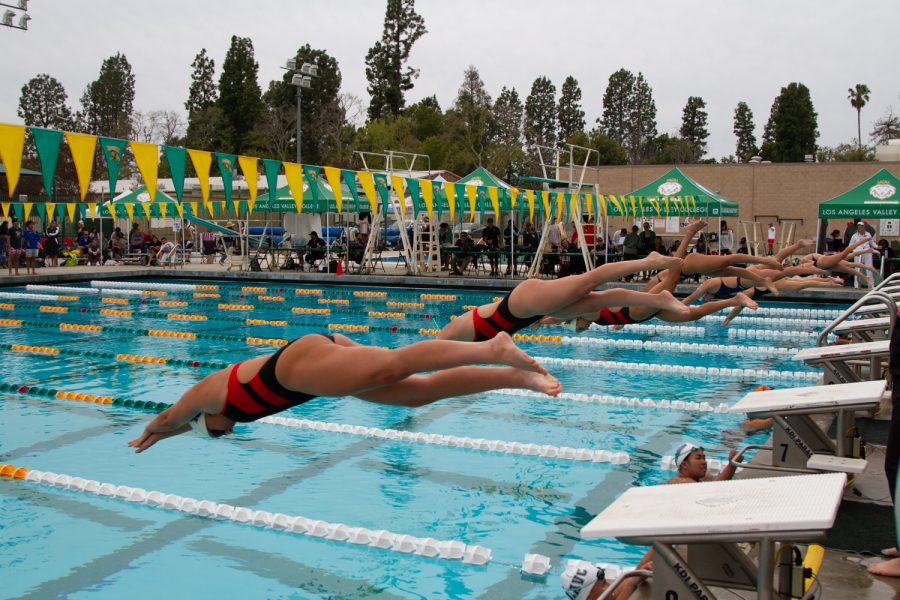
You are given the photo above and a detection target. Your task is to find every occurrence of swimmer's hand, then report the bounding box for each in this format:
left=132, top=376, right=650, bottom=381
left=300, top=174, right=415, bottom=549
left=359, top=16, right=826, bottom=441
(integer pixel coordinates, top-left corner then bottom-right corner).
left=128, top=425, right=190, bottom=453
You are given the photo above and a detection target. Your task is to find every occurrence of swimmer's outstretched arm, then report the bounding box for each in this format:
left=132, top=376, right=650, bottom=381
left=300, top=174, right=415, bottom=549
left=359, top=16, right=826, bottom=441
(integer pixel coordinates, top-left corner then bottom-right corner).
left=682, top=278, right=724, bottom=305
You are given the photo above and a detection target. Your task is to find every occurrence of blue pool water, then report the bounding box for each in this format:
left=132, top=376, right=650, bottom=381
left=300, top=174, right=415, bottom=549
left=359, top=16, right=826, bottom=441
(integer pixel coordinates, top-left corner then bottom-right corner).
left=0, top=279, right=842, bottom=599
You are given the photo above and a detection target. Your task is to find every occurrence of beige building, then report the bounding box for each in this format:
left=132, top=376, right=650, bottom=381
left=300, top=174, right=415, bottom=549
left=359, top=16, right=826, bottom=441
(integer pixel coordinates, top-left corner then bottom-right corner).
left=580, top=162, right=900, bottom=242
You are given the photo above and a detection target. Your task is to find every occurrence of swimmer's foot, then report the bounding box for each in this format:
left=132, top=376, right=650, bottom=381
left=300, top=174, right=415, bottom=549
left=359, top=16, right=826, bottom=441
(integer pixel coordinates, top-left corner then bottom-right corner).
left=721, top=306, right=742, bottom=327
left=644, top=252, right=682, bottom=272
left=761, top=278, right=780, bottom=296
left=759, top=257, right=785, bottom=270
left=869, top=557, right=900, bottom=577
left=735, top=292, right=759, bottom=311
left=490, top=331, right=547, bottom=374
left=657, top=290, right=690, bottom=315
left=514, top=368, right=562, bottom=397
left=686, top=219, right=708, bottom=233
left=882, top=547, right=899, bottom=558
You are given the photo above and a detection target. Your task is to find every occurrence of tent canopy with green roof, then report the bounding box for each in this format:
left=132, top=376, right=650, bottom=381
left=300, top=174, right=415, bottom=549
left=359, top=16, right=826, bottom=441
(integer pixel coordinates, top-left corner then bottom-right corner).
left=617, top=167, right=740, bottom=218
left=254, top=174, right=365, bottom=214
left=818, top=168, right=900, bottom=219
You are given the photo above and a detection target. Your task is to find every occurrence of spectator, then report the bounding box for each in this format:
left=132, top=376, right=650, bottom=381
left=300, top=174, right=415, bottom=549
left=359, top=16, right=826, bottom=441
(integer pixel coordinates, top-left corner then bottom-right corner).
left=304, top=231, right=326, bottom=268
left=201, top=230, right=217, bottom=263
left=0, top=221, right=8, bottom=270
left=737, top=236, right=749, bottom=255
left=504, top=219, right=520, bottom=246
left=827, top=229, right=845, bottom=253
left=129, top=223, right=145, bottom=254
left=570, top=216, right=596, bottom=252
left=89, top=227, right=99, bottom=242
left=44, top=219, right=60, bottom=267
left=623, top=225, right=640, bottom=261
left=719, top=220, right=734, bottom=255
left=651, top=236, right=668, bottom=255
left=767, top=221, right=777, bottom=255
left=154, top=237, right=176, bottom=265
left=450, top=231, right=476, bottom=275
left=638, top=221, right=655, bottom=257
left=613, top=227, right=627, bottom=254
left=112, top=230, right=126, bottom=260
left=694, top=232, right=708, bottom=254
left=9, top=218, right=23, bottom=275
left=482, top=217, right=501, bottom=276
left=850, top=221, right=877, bottom=288
left=348, top=232, right=366, bottom=265
left=23, top=221, right=41, bottom=275
left=146, top=233, right=162, bottom=261
left=87, top=237, right=102, bottom=265
left=181, top=219, right=196, bottom=261
left=438, top=223, right=453, bottom=270
left=357, top=212, right=371, bottom=237
left=522, top=221, right=539, bottom=250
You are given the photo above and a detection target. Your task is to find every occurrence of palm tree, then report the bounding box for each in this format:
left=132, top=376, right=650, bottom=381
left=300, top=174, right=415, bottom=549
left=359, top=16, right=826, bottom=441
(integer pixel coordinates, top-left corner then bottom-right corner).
left=848, top=84, right=871, bottom=148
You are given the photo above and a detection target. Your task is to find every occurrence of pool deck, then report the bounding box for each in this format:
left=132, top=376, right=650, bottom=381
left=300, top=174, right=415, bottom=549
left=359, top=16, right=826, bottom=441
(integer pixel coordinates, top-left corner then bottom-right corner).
left=2, top=262, right=897, bottom=598
left=0, top=262, right=876, bottom=304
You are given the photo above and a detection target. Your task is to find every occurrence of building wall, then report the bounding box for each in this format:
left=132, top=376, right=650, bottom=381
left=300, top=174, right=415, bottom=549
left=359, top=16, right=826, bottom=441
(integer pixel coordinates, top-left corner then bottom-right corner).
left=581, top=162, right=900, bottom=240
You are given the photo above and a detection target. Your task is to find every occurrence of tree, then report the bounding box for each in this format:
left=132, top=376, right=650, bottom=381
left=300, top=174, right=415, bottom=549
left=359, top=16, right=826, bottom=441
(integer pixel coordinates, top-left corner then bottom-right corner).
left=871, top=107, right=900, bottom=145
left=488, top=86, right=526, bottom=179
left=646, top=134, right=696, bottom=165
left=404, top=95, right=443, bottom=140
left=131, top=110, right=185, bottom=145
left=816, top=142, right=875, bottom=162
left=732, top=101, right=757, bottom=162
left=17, top=74, right=73, bottom=131
left=523, top=76, right=557, bottom=165
left=679, top=96, right=709, bottom=162
left=217, top=36, right=263, bottom=155
left=760, top=83, right=818, bottom=162
left=365, top=0, right=427, bottom=121
left=557, top=76, right=585, bottom=143
left=185, top=49, right=218, bottom=117
left=263, top=45, right=343, bottom=165
left=848, top=84, right=871, bottom=149
left=448, top=66, right=493, bottom=170
left=78, top=53, right=135, bottom=138
left=599, top=68, right=635, bottom=146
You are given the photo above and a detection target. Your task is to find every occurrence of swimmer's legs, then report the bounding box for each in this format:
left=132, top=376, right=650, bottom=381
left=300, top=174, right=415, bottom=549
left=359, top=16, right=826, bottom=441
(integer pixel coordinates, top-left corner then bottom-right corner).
left=290, top=332, right=545, bottom=398
left=661, top=292, right=757, bottom=323
left=354, top=366, right=561, bottom=406
left=546, top=289, right=687, bottom=320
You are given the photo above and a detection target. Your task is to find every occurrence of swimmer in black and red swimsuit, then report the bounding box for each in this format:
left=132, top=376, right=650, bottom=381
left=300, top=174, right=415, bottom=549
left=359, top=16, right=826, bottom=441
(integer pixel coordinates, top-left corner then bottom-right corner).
left=128, top=332, right=563, bottom=452
left=438, top=252, right=687, bottom=342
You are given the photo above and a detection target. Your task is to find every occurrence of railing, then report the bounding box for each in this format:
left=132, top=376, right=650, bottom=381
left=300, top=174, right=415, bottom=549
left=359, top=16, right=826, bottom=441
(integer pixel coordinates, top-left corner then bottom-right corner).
left=816, top=290, right=896, bottom=347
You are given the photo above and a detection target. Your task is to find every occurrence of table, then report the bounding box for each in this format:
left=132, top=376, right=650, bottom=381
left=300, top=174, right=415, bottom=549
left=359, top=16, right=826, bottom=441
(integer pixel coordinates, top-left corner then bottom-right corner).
left=581, top=473, right=847, bottom=600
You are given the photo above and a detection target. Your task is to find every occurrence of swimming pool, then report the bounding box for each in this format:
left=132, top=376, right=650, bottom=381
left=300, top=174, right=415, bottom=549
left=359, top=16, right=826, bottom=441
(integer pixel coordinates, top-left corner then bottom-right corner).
left=0, top=279, right=841, bottom=599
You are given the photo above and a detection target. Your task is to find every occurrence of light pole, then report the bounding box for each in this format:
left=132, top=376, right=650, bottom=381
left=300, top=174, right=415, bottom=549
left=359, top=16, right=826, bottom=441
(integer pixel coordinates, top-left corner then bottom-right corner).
left=283, top=58, right=317, bottom=163
left=0, top=0, right=31, bottom=31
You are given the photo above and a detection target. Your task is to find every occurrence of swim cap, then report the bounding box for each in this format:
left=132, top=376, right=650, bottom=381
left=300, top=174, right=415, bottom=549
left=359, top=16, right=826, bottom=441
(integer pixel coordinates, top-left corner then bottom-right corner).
left=189, top=413, right=211, bottom=437
left=752, top=385, right=772, bottom=392
left=560, top=562, right=604, bottom=600
left=673, top=443, right=702, bottom=470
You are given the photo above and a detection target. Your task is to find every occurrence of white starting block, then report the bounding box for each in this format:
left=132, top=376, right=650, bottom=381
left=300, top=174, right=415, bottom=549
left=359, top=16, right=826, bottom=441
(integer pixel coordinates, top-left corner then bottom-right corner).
left=582, top=473, right=846, bottom=600
left=729, top=380, right=885, bottom=473
left=831, top=317, right=890, bottom=342
left=793, top=340, right=889, bottom=384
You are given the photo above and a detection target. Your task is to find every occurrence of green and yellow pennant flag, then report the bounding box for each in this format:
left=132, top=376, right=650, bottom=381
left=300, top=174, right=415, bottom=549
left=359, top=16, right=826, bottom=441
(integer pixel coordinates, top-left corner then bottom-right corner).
left=238, top=156, right=259, bottom=211
left=188, top=149, right=212, bottom=202
left=129, top=141, right=158, bottom=201
left=164, top=145, right=187, bottom=202
left=46, top=203, right=56, bottom=222
left=262, top=158, right=281, bottom=204
left=465, top=185, right=477, bottom=222
left=525, top=190, right=535, bottom=222
left=30, top=127, right=63, bottom=198
left=420, top=179, right=435, bottom=220
left=358, top=171, right=378, bottom=214
left=442, top=181, right=456, bottom=222
left=487, top=186, right=499, bottom=217
left=283, top=162, right=304, bottom=213
left=323, top=166, right=343, bottom=213
left=100, top=137, right=128, bottom=197
left=66, top=132, right=97, bottom=201
left=0, top=123, right=26, bottom=197
left=390, top=176, right=406, bottom=219
left=215, top=153, right=237, bottom=203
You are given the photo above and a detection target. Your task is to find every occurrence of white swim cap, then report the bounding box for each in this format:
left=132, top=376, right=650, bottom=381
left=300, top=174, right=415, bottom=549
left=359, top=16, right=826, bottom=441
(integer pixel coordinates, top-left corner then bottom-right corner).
left=560, top=562, right=603, bottom=600
left=674, top=443, right=702, bottom=470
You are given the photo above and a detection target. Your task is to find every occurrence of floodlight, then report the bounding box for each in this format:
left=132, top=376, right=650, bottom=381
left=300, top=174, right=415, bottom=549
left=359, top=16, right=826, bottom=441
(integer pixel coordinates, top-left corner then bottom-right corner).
left=300, top=63, right=318, bottom=77
left=299, top=76, right=312, bottom=89
left=290, top=74, right=304, bottom=87
left=17, top=0, right=27, bottom=9
left=17, top=12, right=28, bottom=28
left=2, top=10, right=13, bottom=26
left=285, top=58, right=297, bottom=71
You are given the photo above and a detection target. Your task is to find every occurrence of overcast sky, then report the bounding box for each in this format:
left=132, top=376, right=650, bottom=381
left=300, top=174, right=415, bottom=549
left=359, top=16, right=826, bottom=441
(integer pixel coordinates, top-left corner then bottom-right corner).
left=1, top=0, right=898, bottom=164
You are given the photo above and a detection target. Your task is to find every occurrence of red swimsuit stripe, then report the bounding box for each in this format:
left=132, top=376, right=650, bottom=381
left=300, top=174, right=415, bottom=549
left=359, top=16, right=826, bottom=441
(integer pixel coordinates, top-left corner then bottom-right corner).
left=225, top=366, right=268, bottom=415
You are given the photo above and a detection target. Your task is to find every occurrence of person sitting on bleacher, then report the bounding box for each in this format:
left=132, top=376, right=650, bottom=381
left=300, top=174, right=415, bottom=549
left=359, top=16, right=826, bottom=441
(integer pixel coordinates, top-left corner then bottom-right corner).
left=77, top=228, right=91, bottom=257
left=146, top=233, right=162, bottom=260
left=111, top=230, right=126, bottom=260
left=348, top=232, right=366, bottom=265
left=87, top=237, right=102, bottom=265
left=129, top=224, right=145, bottom=254
left=304, top=231, right=326, bottom=267
left=450, top=231, right=476, bottom=276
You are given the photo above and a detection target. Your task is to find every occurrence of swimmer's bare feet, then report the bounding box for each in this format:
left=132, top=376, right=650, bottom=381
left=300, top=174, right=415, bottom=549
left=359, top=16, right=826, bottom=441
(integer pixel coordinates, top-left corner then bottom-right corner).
left=721, top=306, right=742, bottom=327
left=758, top=257, right=785, bottom=270
left=686, top=219, right=707, bottom=233
left=735, top=292, right=758, bottom=311
left=612, top=323, right=625, bottom=331
left=514, top=368, right=562, bottom=396
left=760, top=278, right=780, bottom=296
left=883, top=547, right=899, bottom=557
left=490, top=332, right=547, bottom=374
left=644, top=251, right=682, bottom=271
left=869, top=557, right=900, bottom=577
left=657, top=290, right=690, bottom=315
left=538, top=316, right=564, bottom=327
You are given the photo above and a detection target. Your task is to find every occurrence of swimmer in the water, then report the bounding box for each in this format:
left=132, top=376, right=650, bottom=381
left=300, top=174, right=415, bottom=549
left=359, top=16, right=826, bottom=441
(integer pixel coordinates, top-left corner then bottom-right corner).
left=128, top=332, right=560, bottom=452
left=437, top=252, right=686, bottom=342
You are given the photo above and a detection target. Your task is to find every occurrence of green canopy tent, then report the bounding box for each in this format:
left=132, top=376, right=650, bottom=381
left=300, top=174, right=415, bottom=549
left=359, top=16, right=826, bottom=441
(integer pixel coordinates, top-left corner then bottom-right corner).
left=817, top=168, right=900, bottom=251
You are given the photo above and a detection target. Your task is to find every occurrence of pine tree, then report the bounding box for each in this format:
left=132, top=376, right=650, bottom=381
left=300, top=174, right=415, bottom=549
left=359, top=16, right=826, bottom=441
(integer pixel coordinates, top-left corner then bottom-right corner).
left=557, top=76, right=585, bottom=143
left=523, top=76, right=557, bottom=159
left=488, top=86, right=525, bottom=179
left=185, top=49, right=218, bottom=117
left=679, top=96, right=709, bottom=162
left=217, top=36, right=263, bottom=155
left=365, top=0, right=427, bottom=121
left=78, top=53, right=135, bottom=138
left=600, top=69, right=635, bottom=146
left=733, top=101, right=757, bottom=163
left=449, top=66, right=492, bottom=169
left=761, top=82, right=819, bottom=162
left=18, top=74, right=73, bottom=130
left=627, top=73, right=658, bottom=164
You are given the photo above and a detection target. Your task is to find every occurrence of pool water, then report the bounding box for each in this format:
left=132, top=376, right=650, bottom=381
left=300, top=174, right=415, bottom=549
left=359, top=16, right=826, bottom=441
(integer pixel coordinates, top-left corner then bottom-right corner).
left=0, top=280, right=840, bottom=599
